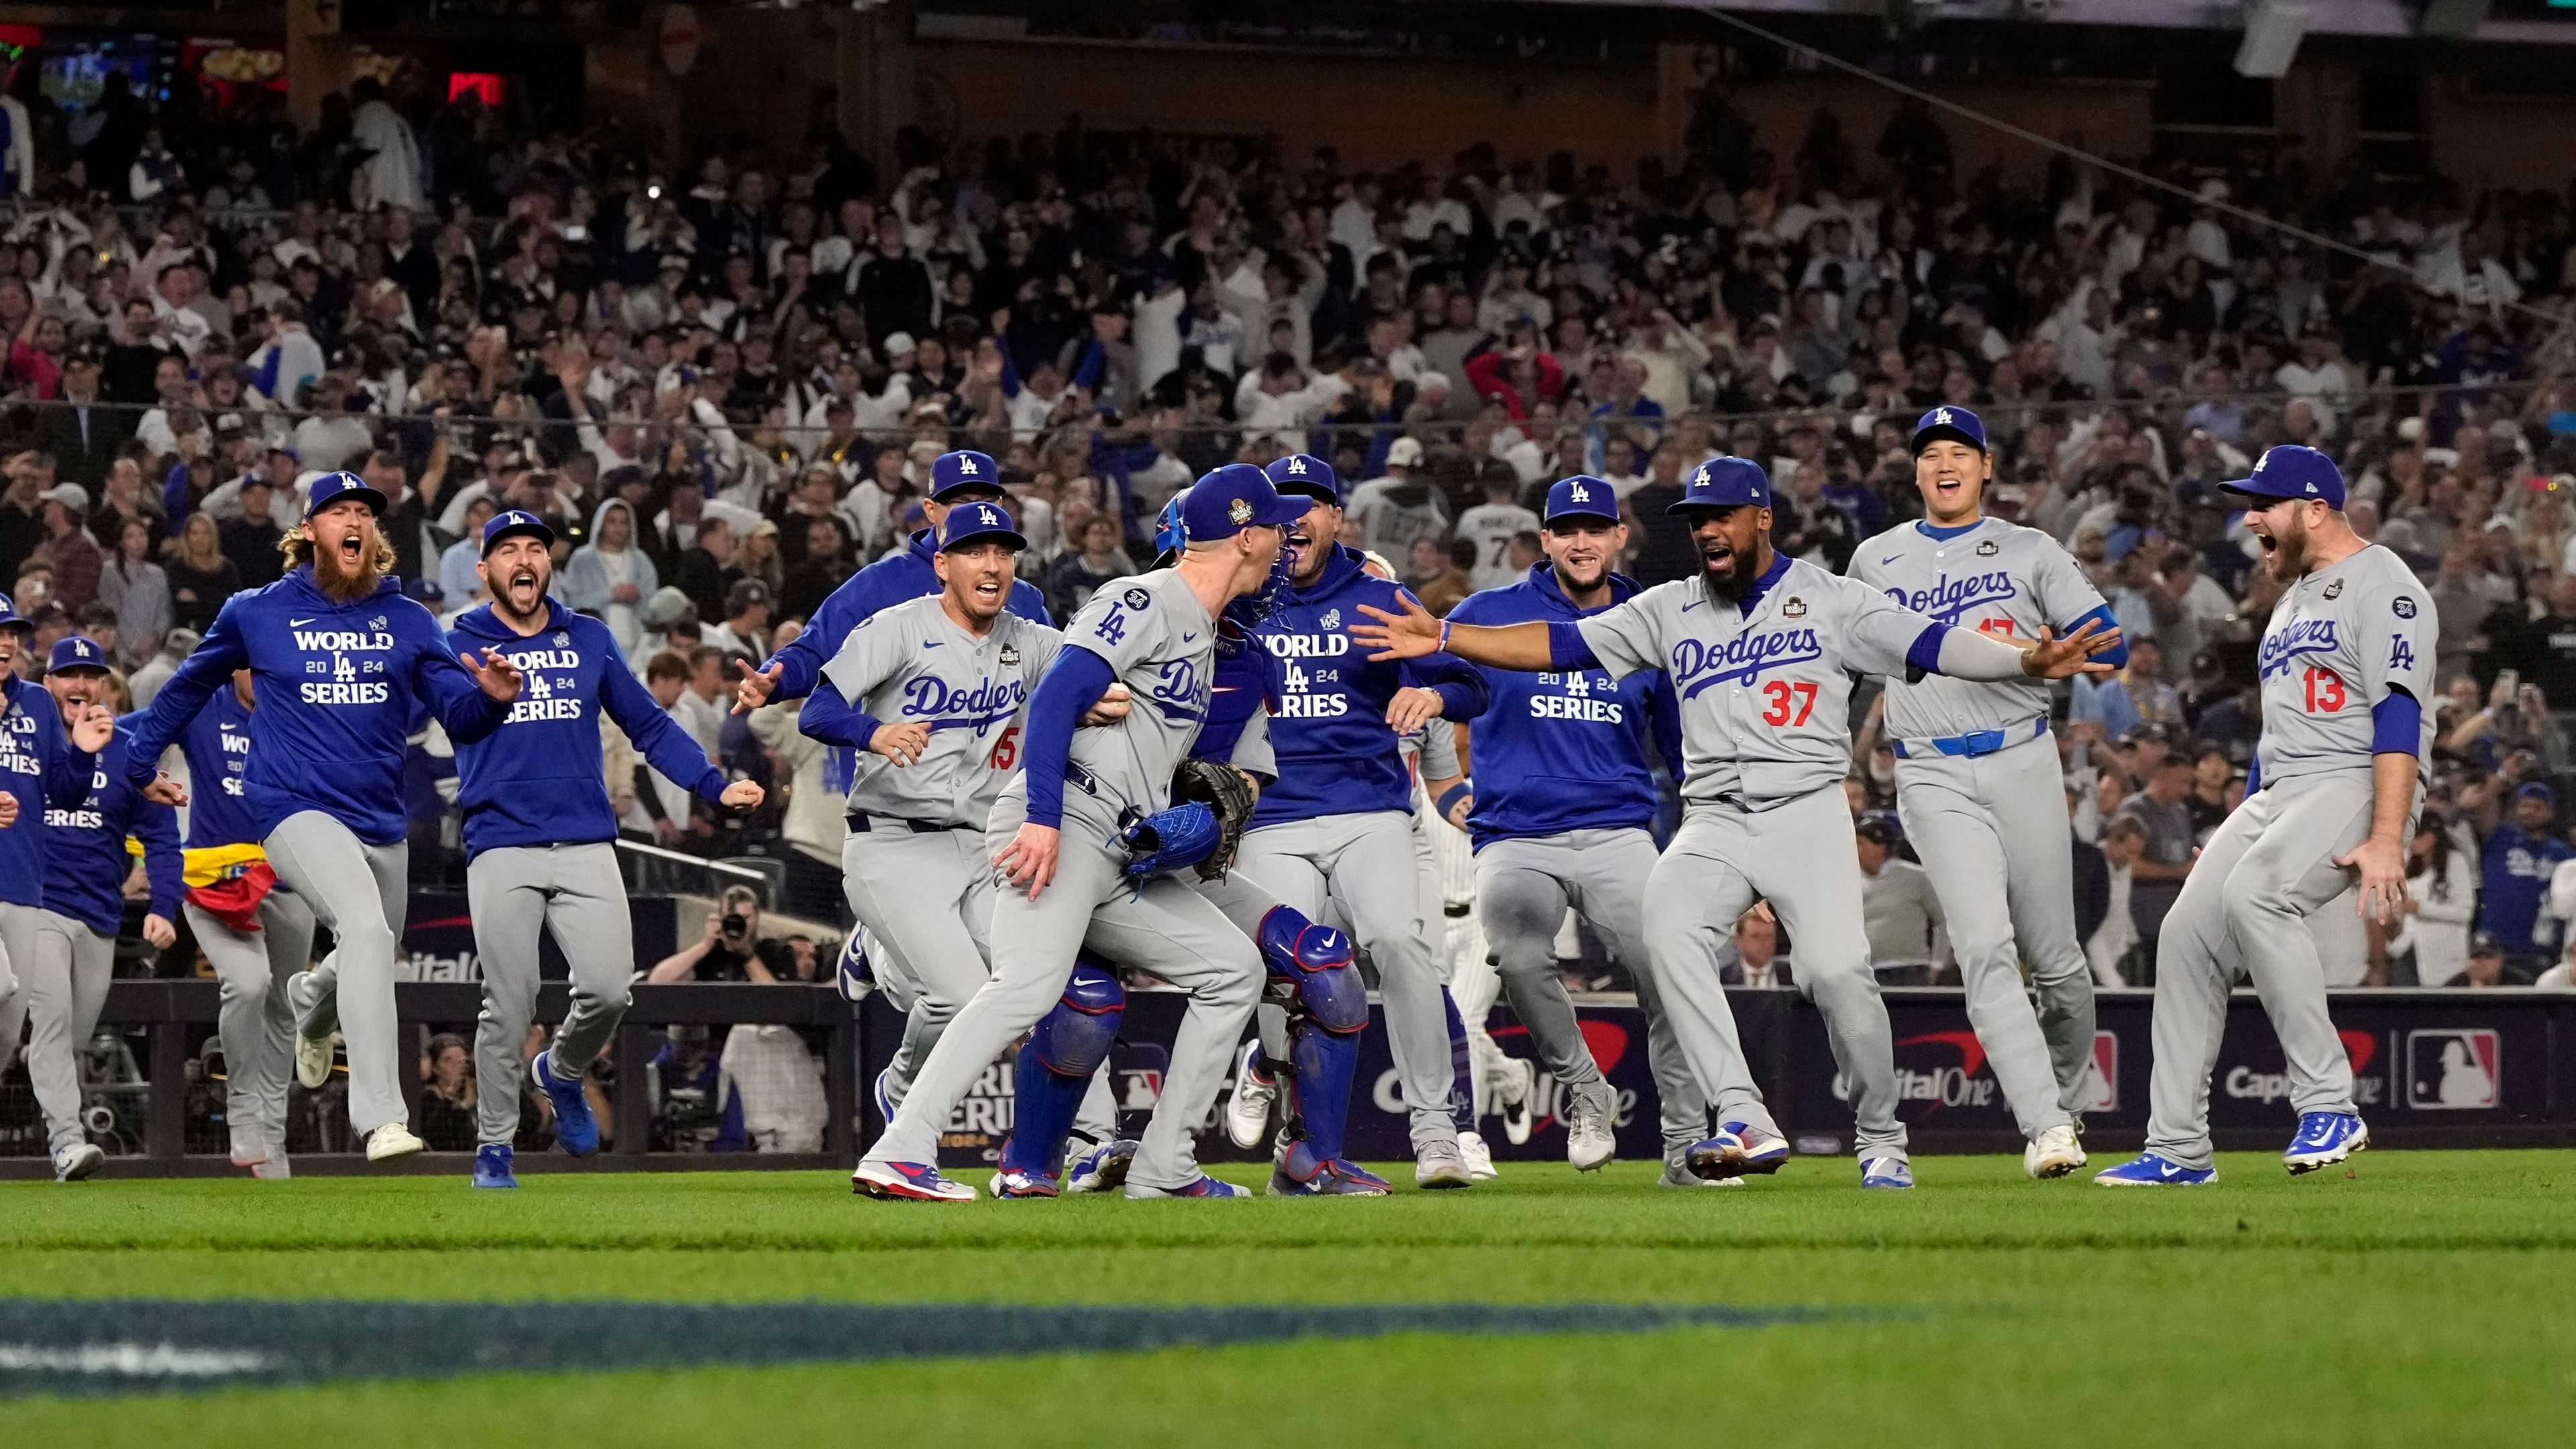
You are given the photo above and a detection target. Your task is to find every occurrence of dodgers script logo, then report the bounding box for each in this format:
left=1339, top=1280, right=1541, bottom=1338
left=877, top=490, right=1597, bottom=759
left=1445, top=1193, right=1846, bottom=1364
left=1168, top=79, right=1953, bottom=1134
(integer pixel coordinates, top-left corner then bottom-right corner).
left=1885, top=570, right=2015, bottom=624
left=1670, top=628, right=1824, bottom=698
left=2258, top=616, right=2339, bottom=680
left=900, top=672, right=1026, bottom=731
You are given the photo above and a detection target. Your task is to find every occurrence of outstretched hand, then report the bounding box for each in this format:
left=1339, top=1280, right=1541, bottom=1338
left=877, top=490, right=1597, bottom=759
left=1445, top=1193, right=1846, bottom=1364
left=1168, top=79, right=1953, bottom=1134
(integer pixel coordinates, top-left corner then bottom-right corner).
left=1350, top=594, right=1443, bottom=661
left=462, top=649, right=525, bottom=704
left=66, top=702, right=113, bottom=753
left=734, top=661, right=783, bottom=714
left=2019, top=619, right=2124, bottom=680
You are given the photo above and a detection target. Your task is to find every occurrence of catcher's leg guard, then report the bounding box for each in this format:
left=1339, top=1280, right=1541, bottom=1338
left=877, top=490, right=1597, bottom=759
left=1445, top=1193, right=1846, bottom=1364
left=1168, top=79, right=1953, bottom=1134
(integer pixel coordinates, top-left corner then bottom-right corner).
left=1260, top=907, right=1365, bottom=1175
left=999, top=957, right=1126, bottom=1176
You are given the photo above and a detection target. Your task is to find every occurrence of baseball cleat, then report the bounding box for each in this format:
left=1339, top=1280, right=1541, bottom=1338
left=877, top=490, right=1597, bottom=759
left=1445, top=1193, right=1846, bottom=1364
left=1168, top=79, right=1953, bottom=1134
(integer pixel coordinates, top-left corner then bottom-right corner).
left=1566, top=1084, right=1616, bottom=1171
left=287, top=971, right=334, bottom=1089
left=1269, top=1152, right=1393, bottom=1197
left=1066, top=1138, right=1139, bottom=1193
left=52, top=1142, right=104, bottom=1182
left=1497, top=1056, right=1540, bottom=1146
left=989, top=1167, right=1061, bottom=1199
left=533, top=1048, right=599, bottom=1157
left=1660, top=1159, right=1744, bottom=1189
left=1125, top=1174, right=1250, bottom=1199
left=1414, top=1140, right=1474, bottom=1189
left=2283, top=1112, right=2368, bottom=1174
left=853, top=1161, right=977, bottom=1202
left=1725, top=1120, right=1792, bottom=1174
left=2094, top=1153, right=2218, bottom=1187
left=1860, top=1157, right=1915, bottom=1190
left=472, top=1143, right=518, bottom=1189
left=251, top=1152, right=292, bottom=1181
left=1684, top=1130, right=1750, bottom=1181
left=1224, top=1041, right=1277, bottom=1149
left=2024, top=1124, right=2087, bottom=1179
left=364, top=1123, right=425, bottom=1163
left=1458, top=1129, right=1499, bottom=1180
left=228, top=1128, right=268, bottom=1169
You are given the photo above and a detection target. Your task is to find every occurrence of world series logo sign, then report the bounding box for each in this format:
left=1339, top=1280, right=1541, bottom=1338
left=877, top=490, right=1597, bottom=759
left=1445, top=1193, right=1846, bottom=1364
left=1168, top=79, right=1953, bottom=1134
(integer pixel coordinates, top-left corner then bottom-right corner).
left=2406, top=1029, right=2500, bottom=1110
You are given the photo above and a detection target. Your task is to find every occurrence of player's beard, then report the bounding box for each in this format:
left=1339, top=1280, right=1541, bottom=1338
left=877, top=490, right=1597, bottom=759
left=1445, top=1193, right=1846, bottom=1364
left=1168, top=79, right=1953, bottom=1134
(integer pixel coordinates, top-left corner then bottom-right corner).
left=1698, top=541, right=1764, bottom=605
left=2264, top=511, right=2310, bottom=579
left=313, top=530, right=388, bottom=603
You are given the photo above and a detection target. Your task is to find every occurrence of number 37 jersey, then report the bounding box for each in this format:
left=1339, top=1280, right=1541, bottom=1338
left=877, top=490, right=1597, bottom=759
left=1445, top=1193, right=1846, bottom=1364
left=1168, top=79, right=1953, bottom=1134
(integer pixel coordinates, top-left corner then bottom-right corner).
left=1578, top=555, right=1939, bottom=812
left=2253, top=543, right=2436, bottom=789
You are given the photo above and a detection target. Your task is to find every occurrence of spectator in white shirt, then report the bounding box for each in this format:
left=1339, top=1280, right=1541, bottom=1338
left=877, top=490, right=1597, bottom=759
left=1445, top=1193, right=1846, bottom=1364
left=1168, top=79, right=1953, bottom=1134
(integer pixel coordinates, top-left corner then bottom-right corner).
left=1454, top=474, right=1540, bottom=591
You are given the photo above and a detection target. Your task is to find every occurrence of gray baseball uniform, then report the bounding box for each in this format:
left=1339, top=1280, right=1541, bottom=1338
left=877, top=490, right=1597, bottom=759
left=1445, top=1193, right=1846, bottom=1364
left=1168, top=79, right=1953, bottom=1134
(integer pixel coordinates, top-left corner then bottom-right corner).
left=1579, top=557, right=2036, bottom=1163
left=25, top=910, right=115, bottom=1157
left=185, top=892, right=317, bottom=1163
left=468, top=842, right=633, bottom=1146
left=266, top=811, right=411, bottom=1136
left=2144, top=544, right=2435, bottom=1169
left=1853, top=515, right=2107, bottom=1138
left=820, top=596, right=1063, bottom=1111
left=862, top=570, right=1261, bottom=1190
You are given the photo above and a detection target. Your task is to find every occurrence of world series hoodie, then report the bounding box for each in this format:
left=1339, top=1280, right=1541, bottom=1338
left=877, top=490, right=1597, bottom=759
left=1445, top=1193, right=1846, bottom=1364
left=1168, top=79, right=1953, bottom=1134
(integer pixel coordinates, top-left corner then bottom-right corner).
left=447, top=599, right=730, bottom=859
left=42, top=724, right=182, bottom=935
left=0, top=675, right=99, bottom=908
left=123, top=565, right=511, bottom=846
left=1247, top=543, right=1488, bottom=829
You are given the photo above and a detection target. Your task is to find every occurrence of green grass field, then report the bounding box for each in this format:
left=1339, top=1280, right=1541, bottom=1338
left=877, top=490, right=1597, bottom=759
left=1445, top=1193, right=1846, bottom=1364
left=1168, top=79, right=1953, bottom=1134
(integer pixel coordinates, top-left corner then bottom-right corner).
left=3, top=1150, right=2571, bottom=1446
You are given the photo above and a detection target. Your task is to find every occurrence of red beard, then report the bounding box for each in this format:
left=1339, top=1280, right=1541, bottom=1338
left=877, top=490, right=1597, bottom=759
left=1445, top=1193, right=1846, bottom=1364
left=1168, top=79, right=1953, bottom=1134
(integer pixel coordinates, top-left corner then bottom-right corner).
left=313, top=534, right=386, bottom=602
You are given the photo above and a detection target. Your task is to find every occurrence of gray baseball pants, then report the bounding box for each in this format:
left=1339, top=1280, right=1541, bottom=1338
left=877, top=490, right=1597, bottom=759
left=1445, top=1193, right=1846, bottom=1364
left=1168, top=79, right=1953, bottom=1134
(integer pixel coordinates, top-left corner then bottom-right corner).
left=1640, top=786, right=1907, bottom=1163
left=1239, top=811, right=1460, bottom=1153
left=468, top=843, right=635, bottom=1147
left=1479, top=828, right=1710, bottom=1157
left=0, top=900, right=43, bottom=1076
left=843, top=825, right=994, bottom=1113
left=863, top=804, right=1260, bottom=1190
left=186, top=891, right=317, bottom=1161
left=25, top=910, right=115, bottom=1156
left=2145, top=772, right=2381, bottom=1171
left=264, top=810, right=412, bottom=1137
left=1894, top=735, right=2092, bottom=1138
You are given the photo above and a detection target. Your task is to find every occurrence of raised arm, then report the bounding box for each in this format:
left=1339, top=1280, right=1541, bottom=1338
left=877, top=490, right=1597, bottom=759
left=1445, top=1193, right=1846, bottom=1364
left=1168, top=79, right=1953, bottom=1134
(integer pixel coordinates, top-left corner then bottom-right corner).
left=121, top=602, right=251, bottom=794
left=1352, top=592, right=1560, bottom=672
left=599, top=651, right=731, bottom=804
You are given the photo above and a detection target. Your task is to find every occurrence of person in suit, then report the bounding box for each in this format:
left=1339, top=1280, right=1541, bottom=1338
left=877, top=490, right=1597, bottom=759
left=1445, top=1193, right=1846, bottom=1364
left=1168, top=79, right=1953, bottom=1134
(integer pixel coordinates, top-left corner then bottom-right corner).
left=42, top=356, right=123, bottom=488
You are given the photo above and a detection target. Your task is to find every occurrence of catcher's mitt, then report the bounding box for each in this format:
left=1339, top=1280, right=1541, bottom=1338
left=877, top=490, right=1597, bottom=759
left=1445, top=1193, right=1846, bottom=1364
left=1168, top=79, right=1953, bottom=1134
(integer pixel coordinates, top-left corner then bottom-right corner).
left=1171, top=757, right=1258, bottom=881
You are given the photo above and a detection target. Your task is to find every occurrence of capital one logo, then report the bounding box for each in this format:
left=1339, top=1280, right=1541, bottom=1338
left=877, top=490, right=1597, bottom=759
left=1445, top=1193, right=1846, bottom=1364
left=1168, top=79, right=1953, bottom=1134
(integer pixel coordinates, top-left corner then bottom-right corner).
left=2406, top=1029, right=2500, bottom=1110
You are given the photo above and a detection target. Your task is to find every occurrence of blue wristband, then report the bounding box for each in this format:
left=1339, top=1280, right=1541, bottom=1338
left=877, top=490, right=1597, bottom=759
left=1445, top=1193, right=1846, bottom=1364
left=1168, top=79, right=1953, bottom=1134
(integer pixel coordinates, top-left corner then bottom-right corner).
left=1436, top=782, right=1471, bottom=820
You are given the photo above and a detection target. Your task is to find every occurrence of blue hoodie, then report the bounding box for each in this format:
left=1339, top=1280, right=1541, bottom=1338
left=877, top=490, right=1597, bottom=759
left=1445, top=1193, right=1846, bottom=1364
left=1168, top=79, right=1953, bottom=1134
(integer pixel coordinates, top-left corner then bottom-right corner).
left=1447, top=563, right=1683, bottom=851
left=42, top=725, right=182, bottom=935
left=122, top=566, right=512, bottom=846
left=1248, top=544, right=1488, bottom=828
left=448, top=599, right=730, bottom=859
left=0, top=674, right=101, bottom=908
left=178, top=684, right=264, bottom=850
left=757, top=527, right=1053, bottom=792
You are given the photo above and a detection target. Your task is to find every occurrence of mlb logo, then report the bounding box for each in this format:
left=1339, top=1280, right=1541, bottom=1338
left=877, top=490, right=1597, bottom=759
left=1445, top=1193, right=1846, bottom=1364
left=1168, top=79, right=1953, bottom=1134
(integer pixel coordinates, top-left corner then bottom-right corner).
left=2078, top=1031, right=2118, bottom=1113
left=2406, top=1029, right=2500, bottom=1110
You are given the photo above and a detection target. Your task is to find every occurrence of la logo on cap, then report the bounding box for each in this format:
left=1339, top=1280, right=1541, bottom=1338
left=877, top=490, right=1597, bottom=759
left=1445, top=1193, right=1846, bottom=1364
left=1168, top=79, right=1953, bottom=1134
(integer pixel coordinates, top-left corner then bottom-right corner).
left=977, top=505, right=998, bottom=525
left=72, top=640, right=89, bottom=657
left=1935, top=407, right=1953, bottom=425
left=1285, top=457, right=1307, bottom=475
left=957, top=455, right=979, bottom=476
left=1570, top=481, right=1591, bottom=500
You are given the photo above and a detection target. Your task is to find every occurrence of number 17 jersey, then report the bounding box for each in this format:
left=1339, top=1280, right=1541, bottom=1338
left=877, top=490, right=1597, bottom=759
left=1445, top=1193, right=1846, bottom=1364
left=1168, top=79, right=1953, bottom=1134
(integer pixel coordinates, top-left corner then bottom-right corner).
left=1851, top=517, right=2108, bottom=742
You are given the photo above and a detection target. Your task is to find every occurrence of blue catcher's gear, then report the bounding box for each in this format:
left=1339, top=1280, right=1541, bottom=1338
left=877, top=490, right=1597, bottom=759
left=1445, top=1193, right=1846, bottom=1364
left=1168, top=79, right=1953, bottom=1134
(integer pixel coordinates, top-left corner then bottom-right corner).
left=1256, top=906, right=1366, bottom=1169
left=998, top=958, right=1126, bottom=1177
left=1154, top=487, right=1293, bottom=621
left=1120, top=801, right=1222, bottom=883
left=1258, top=908, right=1366, bottom=1033
left=1152, top=494, right=1188, bottom=568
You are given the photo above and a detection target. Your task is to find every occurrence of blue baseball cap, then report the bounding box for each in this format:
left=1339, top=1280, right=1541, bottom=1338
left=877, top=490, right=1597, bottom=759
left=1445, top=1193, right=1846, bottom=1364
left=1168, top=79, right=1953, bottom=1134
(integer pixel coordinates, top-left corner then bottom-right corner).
left=481, top=508, right=555, bottom=553
left=46, top=635, right=109, bottom=674
left=1181, top=464, right=1307, bottom=543
left=405, top=577, right=445, bottom=606
left=1265, top=452, right=1343, bottom=505
left=304, top=470, right=386, bottom=519
left=1544, top=475, right=1621, bottom=527
left=2220, top=444, right=2347, bottom=510
left=1911, top=405, right=1989, bottom=455
left=0, top=590, right=23, bottom=631
left=2517, top=781, right=2555, bottom=808
left=928, top=449, right=1005, bottom=501
left=1667, top=456, right=1772, bottom=515
left=937, top=498, right=1027, bottom=553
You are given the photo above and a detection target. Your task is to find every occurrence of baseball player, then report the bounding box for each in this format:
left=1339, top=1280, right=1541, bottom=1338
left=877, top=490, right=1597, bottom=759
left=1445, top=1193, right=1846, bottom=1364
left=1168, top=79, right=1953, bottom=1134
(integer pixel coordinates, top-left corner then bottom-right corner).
left=1230, top=453, right=1491, bottom=1188
left=171, top=667, right=315, bottom=1179
left=1001, top=490, right=1391, bottom=1198
left=1444, top=476, right=1719, bottom=1186
left=2098, top=445, right=2432, bottom=1185
left=1354, top=457, right=2115, bottom=1188
left=28, top=637, right=182, bottom=1182
left=123, top=470, right=525, bottom=1163
left=853, top=464, right=1307, bottom=1201
left=1849, top=407, right=2126, bottom=1179
left=0, top=590, right=111, bottom=1117
left=449, top=509, right=764, bottom=1189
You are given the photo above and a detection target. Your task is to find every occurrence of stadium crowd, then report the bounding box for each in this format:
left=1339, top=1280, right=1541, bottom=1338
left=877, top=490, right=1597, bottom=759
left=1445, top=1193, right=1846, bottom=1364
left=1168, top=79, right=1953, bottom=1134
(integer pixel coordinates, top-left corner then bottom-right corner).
left=3, top=62, right=2576, bottom=1028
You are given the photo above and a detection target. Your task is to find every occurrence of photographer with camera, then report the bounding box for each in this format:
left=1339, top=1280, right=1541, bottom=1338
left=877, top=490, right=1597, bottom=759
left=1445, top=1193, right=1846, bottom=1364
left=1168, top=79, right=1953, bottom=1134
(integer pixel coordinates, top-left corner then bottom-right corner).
left=648, top=883, right=796, bottom=983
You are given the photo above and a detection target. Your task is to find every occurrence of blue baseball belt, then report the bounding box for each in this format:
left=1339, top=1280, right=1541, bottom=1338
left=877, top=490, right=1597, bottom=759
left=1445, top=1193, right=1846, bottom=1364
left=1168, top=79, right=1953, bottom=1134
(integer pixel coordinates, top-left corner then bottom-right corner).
left=1890, top=715, right=2050, bottom=761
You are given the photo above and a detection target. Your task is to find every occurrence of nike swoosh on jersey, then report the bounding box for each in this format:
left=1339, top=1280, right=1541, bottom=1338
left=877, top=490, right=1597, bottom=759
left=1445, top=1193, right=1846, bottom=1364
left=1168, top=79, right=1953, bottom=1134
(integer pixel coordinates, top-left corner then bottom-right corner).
left=290, top=617, right=317, bottom=627
left=921, top=641, right=941, bottom=649
left=1181, top=632, right=1199, bottom=642
left=1880, top=554, right=1903, bottom=566
left=1681, top=600, right=1701, bottom=612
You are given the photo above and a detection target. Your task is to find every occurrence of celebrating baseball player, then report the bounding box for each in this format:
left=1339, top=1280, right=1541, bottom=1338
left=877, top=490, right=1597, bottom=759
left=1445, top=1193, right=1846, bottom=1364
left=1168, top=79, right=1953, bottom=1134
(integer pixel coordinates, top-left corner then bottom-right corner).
left=1354, top=456, right=2116, bottom=1189
left=1230, top=452, right=1491, bottom=1189
left=2098, top=445, right=2433, bottom=1185
left=28, top=637, right=181, bottom=1183
left=172, top=668, right=314, bottom=1179
left=123, top=470, right=525, bottom=1163
left=1850, top=407, right=2125, bottom=1179
left=853, top=464, right=1306, bottom=1201
left=1000, top=487, right=1391, bottom=1198
left=448, top=509, right=764, bottom=1189
left=1442, top=475, right=1717, bottom=1185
